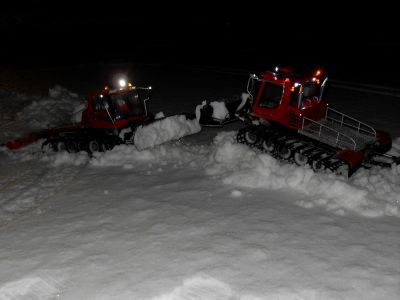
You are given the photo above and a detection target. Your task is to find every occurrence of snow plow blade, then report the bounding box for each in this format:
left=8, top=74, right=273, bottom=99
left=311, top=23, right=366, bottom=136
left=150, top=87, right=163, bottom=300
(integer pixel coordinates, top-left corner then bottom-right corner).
left=133, top=113, right=201, bottom=150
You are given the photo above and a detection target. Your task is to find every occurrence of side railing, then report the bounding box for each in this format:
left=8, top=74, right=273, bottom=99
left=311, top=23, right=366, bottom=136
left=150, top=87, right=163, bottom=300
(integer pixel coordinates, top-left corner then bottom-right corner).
left=325, top=107, right=376, bottom=137
left=300, top=117, right=357, bottom=150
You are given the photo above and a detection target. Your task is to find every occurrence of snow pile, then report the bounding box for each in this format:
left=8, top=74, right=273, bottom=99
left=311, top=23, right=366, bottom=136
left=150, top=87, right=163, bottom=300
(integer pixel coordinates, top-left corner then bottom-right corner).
left=0, top=274, right=64, bottom=300
left=154, top=275, right=236, bottom=300
left=0, top=92, right=30, bottom=122
left=90, top=143, right=202, bottom=169
left=15, top=85, right=82, bottom=131
left=134, top=115, right=201, bottom=150
left=41, top=151, right=90, bottom=167
left=206, top=132, right=400, bottom=217
left=155, top=112, right=165, bottom=119
left=5, top=128, right=399, bottom=218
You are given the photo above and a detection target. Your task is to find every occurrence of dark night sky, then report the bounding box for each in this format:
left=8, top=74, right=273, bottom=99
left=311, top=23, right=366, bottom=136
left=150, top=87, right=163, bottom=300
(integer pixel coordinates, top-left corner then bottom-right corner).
left=1, top=2, right=399, bottom=84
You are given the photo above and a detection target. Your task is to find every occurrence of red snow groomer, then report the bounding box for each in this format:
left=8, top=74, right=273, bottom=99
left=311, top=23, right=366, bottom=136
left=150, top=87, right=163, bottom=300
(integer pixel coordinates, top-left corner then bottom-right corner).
left=236, top=67, right=399, bottom=176
left=7, top=79, right=155, bottom=153
left=6, top=79, right=200, bottom=154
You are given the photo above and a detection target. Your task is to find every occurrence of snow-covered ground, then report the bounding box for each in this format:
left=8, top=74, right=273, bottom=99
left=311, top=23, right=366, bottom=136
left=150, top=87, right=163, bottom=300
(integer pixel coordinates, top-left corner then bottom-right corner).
left=0, top=65, right=399, bottom=299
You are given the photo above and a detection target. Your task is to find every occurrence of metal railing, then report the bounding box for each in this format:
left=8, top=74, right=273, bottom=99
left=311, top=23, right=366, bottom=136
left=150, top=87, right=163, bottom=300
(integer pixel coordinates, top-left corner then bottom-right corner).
left=300, top=117, right=358, bottom=150
left=325, top=107, right=376, bottom=137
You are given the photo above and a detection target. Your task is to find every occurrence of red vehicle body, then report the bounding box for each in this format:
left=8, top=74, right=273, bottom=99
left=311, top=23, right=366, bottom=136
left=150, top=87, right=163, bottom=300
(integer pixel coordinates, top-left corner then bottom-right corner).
left=81, top=87, right=151, bottom=129
left=7, top=84, right=153, bottom=153
left=237, top=67, right=398, bottom=175
left=249, top=68, right=327, bottom=130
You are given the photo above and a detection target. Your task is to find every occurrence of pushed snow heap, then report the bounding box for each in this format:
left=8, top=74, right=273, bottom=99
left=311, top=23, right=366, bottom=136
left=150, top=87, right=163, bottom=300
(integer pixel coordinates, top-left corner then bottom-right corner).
left=134, top=115, right=201, bottom=150
left=206, top=132, right=400, bottom=217
left=4, top=132, right=400, bottom=218
left=20, top=85, right=81, bottom=129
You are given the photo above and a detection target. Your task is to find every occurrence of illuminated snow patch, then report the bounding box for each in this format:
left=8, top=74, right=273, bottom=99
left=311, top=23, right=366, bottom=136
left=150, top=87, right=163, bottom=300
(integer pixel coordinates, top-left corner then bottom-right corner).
left=153, top=275, right=235, bottom=300
left=206, top=132, right=400, bottom=217
left=134, top=115, right=201, bottom=150
left=90, top=143, right=202, bottom=168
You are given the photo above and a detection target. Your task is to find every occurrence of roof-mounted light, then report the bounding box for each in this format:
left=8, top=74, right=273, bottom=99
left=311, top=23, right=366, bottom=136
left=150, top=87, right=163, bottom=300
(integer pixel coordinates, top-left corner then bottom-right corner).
left=315, top=70, right=322, bottom=77
left=118, top=79, right=127, bottom=88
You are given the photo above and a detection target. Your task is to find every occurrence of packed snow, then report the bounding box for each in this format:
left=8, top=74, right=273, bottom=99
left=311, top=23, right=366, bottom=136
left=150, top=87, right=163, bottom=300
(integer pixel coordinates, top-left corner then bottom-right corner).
left=134, top=114, right=201, bottom=150
left=0, top=86, right=82, bottom=141
left=25, top=131, right=399, bottom=218
left=0, top=68, right=399, bottom=300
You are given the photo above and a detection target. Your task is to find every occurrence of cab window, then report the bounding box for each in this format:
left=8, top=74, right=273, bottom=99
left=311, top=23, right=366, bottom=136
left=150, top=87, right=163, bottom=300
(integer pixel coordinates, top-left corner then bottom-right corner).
left=93, top=95, right=108, bottom=112
left=258, top=82, right=283, bottom=108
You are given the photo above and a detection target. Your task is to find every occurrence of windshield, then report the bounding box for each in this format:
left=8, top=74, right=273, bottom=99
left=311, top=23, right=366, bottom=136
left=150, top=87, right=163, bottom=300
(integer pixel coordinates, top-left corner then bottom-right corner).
left=109, top=90, right=146, bottom=116
left=92, top=90, right=147, bottom=118
left=302, top=83, right=320, bottom=98
left=290, top=82, right=322, bottom=108
left=257, top=82, right=284, bottom=108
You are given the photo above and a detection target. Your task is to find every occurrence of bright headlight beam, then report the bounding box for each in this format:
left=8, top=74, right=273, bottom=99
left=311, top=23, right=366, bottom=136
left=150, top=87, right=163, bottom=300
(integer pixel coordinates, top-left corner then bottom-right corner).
left=119, top=79, right=127, bottom=88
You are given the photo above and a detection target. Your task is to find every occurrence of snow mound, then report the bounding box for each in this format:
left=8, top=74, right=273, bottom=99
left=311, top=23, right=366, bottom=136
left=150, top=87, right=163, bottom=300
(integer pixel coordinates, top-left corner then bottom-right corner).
left=134, top=115, right=201, bottom=150
left=41, top=151, right=90, bottom=167
left=90, top=143, right=202, bottom=168
left=0, top=275, right=63, bottom=300
left=206, top=132, right=400, bottom=217
left=17, top=85, right=82, bottom=130
left=0, top=86, right=83, bottom=142
left=154, top=275, right=236, bottom=300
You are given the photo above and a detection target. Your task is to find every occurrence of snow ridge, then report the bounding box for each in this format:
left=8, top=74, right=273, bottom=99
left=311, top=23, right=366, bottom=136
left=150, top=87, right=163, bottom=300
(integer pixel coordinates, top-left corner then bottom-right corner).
left=206, top=132, right=400, bottom=217
left=134, top=115, right=201, bottom=150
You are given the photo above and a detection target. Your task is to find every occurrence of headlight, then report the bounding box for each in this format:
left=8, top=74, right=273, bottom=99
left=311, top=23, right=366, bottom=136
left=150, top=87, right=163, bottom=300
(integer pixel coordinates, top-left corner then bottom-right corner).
left=118, top=79, right=127, bottom=88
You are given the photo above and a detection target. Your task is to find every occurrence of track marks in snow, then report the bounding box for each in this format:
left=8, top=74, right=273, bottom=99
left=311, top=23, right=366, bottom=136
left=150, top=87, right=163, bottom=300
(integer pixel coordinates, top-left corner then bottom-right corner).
left=0, top=160, right=80, bottom=225
left=154, top=275, right=236, bottom=300
left=0, top=274, right=65, bottom=300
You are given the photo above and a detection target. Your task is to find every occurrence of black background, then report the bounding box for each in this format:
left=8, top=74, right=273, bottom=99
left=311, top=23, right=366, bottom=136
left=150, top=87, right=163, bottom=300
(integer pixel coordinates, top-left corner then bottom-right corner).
left=1, top=2, right=399, bottom=85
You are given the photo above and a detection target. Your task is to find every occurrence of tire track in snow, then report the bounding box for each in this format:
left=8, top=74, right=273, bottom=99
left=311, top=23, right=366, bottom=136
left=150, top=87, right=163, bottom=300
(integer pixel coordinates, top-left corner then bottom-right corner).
left=0, top=159, right=81, bottom=226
